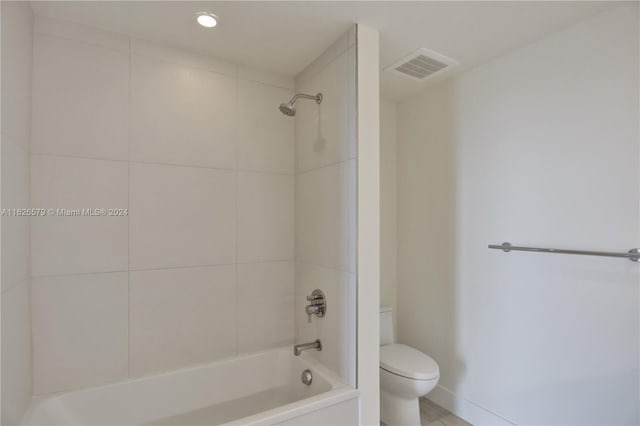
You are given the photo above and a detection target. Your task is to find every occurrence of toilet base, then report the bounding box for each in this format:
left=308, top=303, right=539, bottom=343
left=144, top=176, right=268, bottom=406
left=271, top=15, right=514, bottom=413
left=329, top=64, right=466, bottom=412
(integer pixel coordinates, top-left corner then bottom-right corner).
left=380, top=390, right=421, bottom=426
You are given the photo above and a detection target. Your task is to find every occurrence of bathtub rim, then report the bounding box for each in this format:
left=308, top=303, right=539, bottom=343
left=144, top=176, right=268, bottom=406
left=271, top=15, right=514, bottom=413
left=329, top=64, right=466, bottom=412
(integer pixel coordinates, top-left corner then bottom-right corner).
left=22, top=346, right=358, bottom=426
left=222, top=386, right=359, bottom=426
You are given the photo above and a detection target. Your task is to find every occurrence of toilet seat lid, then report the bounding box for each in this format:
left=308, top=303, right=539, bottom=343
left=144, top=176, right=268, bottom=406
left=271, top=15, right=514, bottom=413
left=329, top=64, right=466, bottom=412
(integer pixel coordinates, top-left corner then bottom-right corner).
left=380, top=344, right=439, bottom=380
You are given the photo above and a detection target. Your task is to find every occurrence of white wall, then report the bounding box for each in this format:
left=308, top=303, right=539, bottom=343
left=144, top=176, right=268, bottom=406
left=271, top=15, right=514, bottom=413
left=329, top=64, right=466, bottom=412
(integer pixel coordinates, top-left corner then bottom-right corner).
left=294, top=28, right=357, bottom=387
left=380, top=99, right=397, bottom=329
left=355, top=24, right=381, bottom=426
left=1, top=2, right=34, bottom=424
left=29, top=17, right=296, bottom=395
left=396, top=5, right=639, bottom=425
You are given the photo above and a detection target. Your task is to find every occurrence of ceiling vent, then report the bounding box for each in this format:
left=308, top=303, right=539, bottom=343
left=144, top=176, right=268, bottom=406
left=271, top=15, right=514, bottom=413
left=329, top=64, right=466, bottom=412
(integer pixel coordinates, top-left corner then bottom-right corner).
left=384, top=48, right=458, bottom=81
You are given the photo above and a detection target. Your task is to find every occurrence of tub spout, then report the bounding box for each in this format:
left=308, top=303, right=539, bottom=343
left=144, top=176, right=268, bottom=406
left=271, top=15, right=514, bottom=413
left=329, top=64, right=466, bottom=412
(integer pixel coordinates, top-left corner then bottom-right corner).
left=293, top=339, right=322, bottom=356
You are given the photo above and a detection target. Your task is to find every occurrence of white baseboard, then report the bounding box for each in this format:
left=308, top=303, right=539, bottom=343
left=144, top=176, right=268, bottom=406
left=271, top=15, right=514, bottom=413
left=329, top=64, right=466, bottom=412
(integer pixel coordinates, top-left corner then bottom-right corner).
left=425, top=385, right=516, bottom=426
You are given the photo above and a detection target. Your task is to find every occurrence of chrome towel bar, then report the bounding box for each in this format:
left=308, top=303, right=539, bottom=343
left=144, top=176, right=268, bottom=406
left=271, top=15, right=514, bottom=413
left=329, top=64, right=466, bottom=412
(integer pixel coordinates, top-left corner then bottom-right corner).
left=488, top=242, right=640, bottom=262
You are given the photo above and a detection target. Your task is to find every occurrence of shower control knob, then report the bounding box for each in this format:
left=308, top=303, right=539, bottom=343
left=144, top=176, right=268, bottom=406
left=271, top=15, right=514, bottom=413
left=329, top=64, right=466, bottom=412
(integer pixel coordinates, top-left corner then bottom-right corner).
left=304, top=289, right=326, bottom=323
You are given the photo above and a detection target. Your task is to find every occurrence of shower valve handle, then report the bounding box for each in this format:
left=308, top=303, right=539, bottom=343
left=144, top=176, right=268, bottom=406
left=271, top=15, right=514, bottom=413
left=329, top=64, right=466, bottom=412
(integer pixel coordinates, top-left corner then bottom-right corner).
left=304, top=289, right=326, bottom=323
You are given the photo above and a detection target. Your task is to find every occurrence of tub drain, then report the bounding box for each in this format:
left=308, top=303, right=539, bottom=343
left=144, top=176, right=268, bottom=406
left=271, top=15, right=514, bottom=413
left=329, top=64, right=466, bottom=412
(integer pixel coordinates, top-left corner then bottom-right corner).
left=301, top=369, right=313, bottom=386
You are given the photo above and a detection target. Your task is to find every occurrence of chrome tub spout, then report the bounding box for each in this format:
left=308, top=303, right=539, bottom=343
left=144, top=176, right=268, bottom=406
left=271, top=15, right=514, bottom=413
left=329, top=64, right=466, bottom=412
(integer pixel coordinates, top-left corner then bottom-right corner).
left=293, top=339, right=322, bottom=356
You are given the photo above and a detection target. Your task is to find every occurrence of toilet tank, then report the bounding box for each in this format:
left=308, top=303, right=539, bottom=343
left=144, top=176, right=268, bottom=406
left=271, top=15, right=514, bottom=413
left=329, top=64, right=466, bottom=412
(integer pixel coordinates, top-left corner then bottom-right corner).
left=380, top=307, right=394, bottom=346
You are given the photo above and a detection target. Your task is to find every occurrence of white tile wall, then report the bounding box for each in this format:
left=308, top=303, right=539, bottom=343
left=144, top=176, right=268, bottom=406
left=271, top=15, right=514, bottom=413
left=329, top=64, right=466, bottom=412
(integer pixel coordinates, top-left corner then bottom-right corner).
left=1, top=211, right=29, bottom=293
left=31, top=155, right=129, bottom=276
left=237, top=262, right=295, bottom=353
left=295, top=160, right=356, bottom=273
left=129, top=162, right=236, bottom=270
left=238, top=66, right=295, bottom=91
left=238, top=79, right=295, bottom=174
left=1, top=284, right=32, bottom=424
left=293, top=36, right=357, bottom=387
left=129, top=266, right=236, bottom=377
left=295, top=262, right=356, bottom=385
left=2, top=2, right=33, bottom=422
left=238, top=172, right=294, bottom=263
left=294, top=30, right=355, bottom=86
left=295, top=47, right=356, bottom=173
left=130, top=54, right=237, bottom=169
left=32, top=272, right=129, bottom=394
left=34, top=16, right=130, bottom=52
left=130, top=39, right=236, bottom=77
left=32, top=34, right=129, bottom=161
left=30, top=18, right=298, bottom=395
left=1, top=7, right=33, bottom=149
left=2, top=138, right=30, bottom=293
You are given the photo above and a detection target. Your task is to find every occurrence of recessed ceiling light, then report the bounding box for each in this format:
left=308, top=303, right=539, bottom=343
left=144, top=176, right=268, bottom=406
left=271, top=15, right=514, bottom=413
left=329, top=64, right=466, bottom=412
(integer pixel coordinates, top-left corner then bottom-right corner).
left=196, top=13, right=219, bottom=28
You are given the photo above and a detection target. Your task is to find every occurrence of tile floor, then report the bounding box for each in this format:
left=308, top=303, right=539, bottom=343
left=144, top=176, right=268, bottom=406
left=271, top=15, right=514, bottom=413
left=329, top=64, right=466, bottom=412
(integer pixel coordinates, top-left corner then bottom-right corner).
left=381, top=398, right=473, bottom=426
left=419, top=398, right=472, bottom=426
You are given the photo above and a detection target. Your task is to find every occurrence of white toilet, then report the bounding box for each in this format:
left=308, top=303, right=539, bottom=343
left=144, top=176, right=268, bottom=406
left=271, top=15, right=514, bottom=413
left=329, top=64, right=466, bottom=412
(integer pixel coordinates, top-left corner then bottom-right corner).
left=380, top=307, right=440, bottom=426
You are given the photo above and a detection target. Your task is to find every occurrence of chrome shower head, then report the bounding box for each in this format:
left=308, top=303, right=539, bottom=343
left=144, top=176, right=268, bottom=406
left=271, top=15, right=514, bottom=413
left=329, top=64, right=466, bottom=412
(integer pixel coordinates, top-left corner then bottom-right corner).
left=278, top=93, right=322, bottom=117
left=279, top=102, right=296, bottom=116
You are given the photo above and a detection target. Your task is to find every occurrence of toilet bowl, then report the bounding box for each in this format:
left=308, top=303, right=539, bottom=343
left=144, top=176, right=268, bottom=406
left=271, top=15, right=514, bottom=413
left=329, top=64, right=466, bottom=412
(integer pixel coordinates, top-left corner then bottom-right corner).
left=380, top=307, right=439, bottom=426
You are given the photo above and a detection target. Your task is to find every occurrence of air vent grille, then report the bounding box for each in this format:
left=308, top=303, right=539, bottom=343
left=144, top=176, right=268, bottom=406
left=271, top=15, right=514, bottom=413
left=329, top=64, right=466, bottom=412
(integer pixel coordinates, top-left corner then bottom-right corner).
left=385, top=48, right=458, bottom=81
left=395, top=55, right=447, bottom=79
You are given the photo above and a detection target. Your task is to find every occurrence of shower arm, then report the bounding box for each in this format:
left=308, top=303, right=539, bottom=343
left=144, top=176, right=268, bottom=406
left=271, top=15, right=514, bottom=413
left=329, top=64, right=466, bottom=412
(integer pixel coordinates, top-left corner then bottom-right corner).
left=290, top=93, right=323, bottom=104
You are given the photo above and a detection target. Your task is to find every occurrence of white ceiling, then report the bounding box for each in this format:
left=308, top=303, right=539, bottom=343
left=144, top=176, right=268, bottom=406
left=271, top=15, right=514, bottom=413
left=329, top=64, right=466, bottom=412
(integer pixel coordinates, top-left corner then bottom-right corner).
left=30, top=1, right=617, bottom=101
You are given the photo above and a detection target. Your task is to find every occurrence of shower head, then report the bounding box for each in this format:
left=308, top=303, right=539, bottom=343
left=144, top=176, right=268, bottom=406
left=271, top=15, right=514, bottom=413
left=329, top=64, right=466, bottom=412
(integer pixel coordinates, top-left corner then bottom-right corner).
left=279, top=102, right=296, bottom=116
left=278, top=92, right=322, bottom=117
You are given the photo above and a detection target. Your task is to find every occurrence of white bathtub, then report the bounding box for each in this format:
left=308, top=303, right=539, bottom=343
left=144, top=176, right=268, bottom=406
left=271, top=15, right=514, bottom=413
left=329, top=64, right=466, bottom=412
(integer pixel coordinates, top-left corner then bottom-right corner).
left=22, top=348, right=359, bottom=426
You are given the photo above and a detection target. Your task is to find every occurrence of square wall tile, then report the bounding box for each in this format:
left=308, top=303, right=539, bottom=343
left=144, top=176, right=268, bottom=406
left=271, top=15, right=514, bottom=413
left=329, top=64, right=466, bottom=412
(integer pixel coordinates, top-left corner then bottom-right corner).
left=2, top=139, right=29, bottom=293
left=32, top=34, right=129, bottom=160
left=295, top=47, right=356, bottom=173
left=31, top=155, right=128, bottom=276
left=130, top=54, right=236, bottom=169
left=238, top=79, right=295, bottom=174
left=129, top=265, right=236, bottom=377
left=32, top=272, right=128, bottom=394
left=237, top=262, right=295, bottom=353
left=295, top=160, right=356, bottom=272
left=295, top=262, right=356, bottom=386
left=238, top=172, right=294, bottom=263
left=1, top=283, right=32, bottom=425
left=129, top=162, right=236, bottom=270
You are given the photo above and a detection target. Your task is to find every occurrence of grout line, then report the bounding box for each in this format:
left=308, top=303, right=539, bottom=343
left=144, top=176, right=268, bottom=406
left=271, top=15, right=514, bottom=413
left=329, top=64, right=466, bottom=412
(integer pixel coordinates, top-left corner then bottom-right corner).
left=292, top=76, right=298, bottom=345
left=127, top=36, right=132, bottom=380
left=29, top=152, right=295, bottom=176
left=237, top=168, right=295, bottom=177
left=234, top=67, right=240, bottom=357
left=296, top=156, right=357, bottom=177
left=32, top=270, right=130, bottom=279
left=237, top=75, right=295, bottom=92
left=28, top=53, right=36, bottom=389
left=31, top=260, right=298, bottom=280
left=294, top=259, right=355, bottom=275
left=237, top=259, right=295, bottom=266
